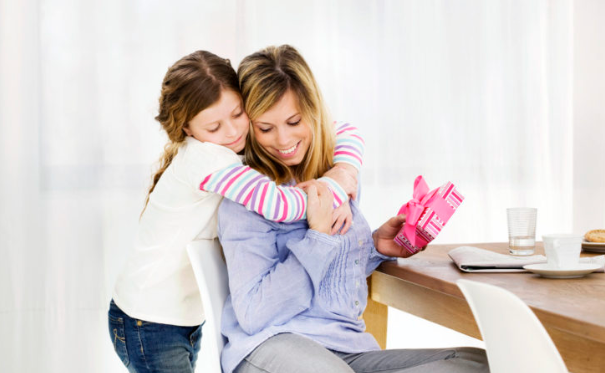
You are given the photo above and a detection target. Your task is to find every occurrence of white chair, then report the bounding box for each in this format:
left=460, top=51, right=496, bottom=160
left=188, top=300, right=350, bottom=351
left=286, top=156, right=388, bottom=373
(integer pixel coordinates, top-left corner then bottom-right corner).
left=187, top=240, right=230, bottom=373
left=457, top=279, right=568, bottom=373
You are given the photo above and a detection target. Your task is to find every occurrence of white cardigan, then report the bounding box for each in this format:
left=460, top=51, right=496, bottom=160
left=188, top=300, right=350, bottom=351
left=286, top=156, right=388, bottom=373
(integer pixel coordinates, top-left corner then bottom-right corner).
left=112, top=136, right=240, bottom=326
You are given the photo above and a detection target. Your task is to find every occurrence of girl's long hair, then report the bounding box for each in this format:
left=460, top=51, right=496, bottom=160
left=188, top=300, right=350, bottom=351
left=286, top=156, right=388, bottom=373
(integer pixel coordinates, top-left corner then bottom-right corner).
left=238, top=45, right=334, bottom=184
left=143, top=50, right=239, bottom=213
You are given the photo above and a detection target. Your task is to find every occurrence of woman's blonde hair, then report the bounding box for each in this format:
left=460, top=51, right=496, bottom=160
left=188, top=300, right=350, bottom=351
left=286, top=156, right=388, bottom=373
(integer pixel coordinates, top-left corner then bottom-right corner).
left=238, top=45, right=334, bottom=184
left=143, top=50, right=239, bottom=212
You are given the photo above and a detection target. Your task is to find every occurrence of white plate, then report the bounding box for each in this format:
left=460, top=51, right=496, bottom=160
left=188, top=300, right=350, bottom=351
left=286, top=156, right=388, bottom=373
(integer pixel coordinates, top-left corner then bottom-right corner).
left=582, top=240, right=605, bottom=253
left=523, top=263, right=602, bottom=279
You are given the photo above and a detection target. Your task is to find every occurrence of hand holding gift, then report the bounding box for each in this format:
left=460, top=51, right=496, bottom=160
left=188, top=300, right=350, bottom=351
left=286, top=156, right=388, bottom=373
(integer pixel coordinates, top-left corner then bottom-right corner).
left=394, top=175, right=464, bottom=255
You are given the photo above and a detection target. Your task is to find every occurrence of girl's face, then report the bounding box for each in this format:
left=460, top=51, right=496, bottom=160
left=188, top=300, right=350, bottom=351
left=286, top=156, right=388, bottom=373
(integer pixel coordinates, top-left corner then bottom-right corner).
left=185, top=89, right=249, bottom=153
left=252, top=89, right=312, bottom=167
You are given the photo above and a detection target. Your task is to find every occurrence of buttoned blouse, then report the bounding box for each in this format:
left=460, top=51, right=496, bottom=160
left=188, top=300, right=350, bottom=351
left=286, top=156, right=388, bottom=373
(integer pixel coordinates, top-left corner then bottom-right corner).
left=218, top=197, right=395, bottom=373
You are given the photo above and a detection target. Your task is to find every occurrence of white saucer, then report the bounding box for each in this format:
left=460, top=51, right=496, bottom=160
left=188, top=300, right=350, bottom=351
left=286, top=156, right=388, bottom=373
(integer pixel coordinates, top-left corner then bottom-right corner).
left=523, top=263, right=602, bottom=279
left=582, top=240, right=605, bottom=253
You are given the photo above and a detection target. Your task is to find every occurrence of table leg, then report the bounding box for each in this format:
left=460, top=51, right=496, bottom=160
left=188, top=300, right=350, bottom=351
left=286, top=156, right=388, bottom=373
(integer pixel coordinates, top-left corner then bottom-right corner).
left=364, top=276, right=388, bottom=349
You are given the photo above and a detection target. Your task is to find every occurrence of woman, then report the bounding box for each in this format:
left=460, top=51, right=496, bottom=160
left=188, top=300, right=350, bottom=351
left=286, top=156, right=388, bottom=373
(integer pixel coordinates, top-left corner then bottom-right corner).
left=217, top=45, right=490, bottom=373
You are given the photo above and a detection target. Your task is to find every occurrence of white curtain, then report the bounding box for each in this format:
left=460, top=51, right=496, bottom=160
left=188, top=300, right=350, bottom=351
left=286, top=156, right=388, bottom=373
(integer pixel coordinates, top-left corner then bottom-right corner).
left=3, top=0, right=601, bottom=372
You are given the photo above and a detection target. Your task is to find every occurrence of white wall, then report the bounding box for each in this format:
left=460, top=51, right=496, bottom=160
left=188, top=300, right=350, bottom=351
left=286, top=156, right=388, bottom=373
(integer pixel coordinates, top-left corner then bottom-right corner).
left=573, top=0, right=605, bottom=234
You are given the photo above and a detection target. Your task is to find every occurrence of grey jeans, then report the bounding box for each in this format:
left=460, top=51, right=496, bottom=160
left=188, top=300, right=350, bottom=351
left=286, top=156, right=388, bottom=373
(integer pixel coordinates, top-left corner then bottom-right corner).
left=234, top=333, right=489, bottom=373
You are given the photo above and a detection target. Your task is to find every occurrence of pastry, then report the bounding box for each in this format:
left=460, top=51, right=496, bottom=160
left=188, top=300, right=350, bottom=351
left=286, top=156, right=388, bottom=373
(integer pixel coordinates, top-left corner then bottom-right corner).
left=585, top=229, right=605, bottom=243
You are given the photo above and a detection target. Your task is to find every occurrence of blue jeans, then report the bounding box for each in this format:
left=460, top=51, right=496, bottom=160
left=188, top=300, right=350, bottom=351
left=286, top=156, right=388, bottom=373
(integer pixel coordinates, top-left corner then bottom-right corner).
left=107, top=300, right=203, bottom=373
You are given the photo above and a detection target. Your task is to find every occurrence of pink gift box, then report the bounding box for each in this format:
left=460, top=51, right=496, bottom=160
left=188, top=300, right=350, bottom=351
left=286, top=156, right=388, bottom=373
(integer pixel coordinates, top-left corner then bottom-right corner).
left=394, top=176, right=464, bottom=255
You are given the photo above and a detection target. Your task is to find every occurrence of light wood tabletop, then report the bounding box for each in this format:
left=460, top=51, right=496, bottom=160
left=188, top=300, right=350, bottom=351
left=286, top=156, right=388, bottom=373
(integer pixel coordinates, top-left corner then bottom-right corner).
left=364, top=242, right=605, bottom=373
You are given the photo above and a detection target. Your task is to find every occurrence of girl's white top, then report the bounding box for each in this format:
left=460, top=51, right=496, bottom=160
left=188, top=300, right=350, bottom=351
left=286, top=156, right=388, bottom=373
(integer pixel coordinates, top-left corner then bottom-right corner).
left=112, top=136, right=241, bottom=326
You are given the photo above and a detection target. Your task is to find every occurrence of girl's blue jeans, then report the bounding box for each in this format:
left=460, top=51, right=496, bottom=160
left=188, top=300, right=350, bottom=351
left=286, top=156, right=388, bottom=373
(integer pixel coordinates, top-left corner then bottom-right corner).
left=107, top=299, right=203, bottom=373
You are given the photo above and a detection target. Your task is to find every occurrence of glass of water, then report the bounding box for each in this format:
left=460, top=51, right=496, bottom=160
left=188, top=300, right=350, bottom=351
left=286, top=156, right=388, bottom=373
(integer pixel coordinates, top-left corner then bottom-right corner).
left=507, top=207, right=537, bottom=255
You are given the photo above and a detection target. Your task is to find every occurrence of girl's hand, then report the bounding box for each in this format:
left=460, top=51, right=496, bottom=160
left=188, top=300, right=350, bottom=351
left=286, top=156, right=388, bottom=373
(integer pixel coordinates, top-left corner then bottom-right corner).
left=303, top=181, right=335, bottom=235
left=321, top=164, right=358, bottom=200
left=331, top=201, right=353, bottom=235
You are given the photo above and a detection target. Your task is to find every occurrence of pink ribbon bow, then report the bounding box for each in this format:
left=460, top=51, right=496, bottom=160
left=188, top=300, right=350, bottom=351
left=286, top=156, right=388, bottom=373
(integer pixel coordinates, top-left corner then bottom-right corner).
left=397, top=175, right=454, bottom=247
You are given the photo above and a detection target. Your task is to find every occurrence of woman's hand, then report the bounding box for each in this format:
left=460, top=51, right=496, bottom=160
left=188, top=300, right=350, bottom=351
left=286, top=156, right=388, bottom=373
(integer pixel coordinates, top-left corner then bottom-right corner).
left=331, top=201, right=353, bottom=235
left=303, top=181, right=335, bottom=235
left=321, top=164, right=358, bottom=200
left=372, top=214, right=425, bottom=258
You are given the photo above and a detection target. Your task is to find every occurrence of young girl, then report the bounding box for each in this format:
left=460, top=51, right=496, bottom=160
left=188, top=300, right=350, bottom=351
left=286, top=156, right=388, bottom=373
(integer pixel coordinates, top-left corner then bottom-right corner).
left=107, top=50, right=365, bottom=373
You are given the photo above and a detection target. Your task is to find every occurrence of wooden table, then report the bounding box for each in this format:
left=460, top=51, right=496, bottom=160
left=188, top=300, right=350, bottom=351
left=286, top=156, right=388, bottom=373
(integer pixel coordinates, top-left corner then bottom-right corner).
left=363, top=242, right=605, bottom=373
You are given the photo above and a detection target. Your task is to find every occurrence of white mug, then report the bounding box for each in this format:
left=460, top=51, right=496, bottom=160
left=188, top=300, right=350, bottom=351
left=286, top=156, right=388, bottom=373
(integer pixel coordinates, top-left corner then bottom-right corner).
left=542, top=234, right=583, bottom=269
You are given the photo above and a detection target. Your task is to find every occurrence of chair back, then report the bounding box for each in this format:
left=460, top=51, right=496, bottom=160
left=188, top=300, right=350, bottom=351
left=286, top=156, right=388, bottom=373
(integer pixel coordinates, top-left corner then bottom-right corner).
left=187, top=240, right=229, bottom=373
left=457, top=279, right=568, bottom=373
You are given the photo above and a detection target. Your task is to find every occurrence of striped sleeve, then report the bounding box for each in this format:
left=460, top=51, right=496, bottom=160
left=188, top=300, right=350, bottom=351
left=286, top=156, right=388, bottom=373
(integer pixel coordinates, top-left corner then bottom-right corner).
left=334, top=121, right=365, bottom=170
left=199, top=164, right=348, bottom=222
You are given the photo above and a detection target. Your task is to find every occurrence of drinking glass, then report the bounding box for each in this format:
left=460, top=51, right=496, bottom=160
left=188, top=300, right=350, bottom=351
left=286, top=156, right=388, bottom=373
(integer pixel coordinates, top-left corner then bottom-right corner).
left=507, top=207, right=537, bottom=255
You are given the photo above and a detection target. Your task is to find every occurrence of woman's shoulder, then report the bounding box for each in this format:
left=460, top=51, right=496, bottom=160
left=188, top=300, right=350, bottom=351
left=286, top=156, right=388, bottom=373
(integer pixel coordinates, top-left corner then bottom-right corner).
left=218, top=199, right=285, bottom=236
left=218, top=198, right=274, bottom=224
left=218, top=197, right=247, bottom=214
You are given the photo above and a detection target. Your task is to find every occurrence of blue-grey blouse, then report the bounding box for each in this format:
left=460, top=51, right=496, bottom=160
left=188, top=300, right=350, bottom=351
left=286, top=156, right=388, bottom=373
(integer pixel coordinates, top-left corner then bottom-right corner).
left=218, top=198, right=395, bottom=373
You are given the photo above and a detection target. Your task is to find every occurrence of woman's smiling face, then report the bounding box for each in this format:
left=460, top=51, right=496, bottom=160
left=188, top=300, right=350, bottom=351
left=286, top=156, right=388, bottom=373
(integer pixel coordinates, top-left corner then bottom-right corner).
left=252, top=90, right=312, bottom=167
